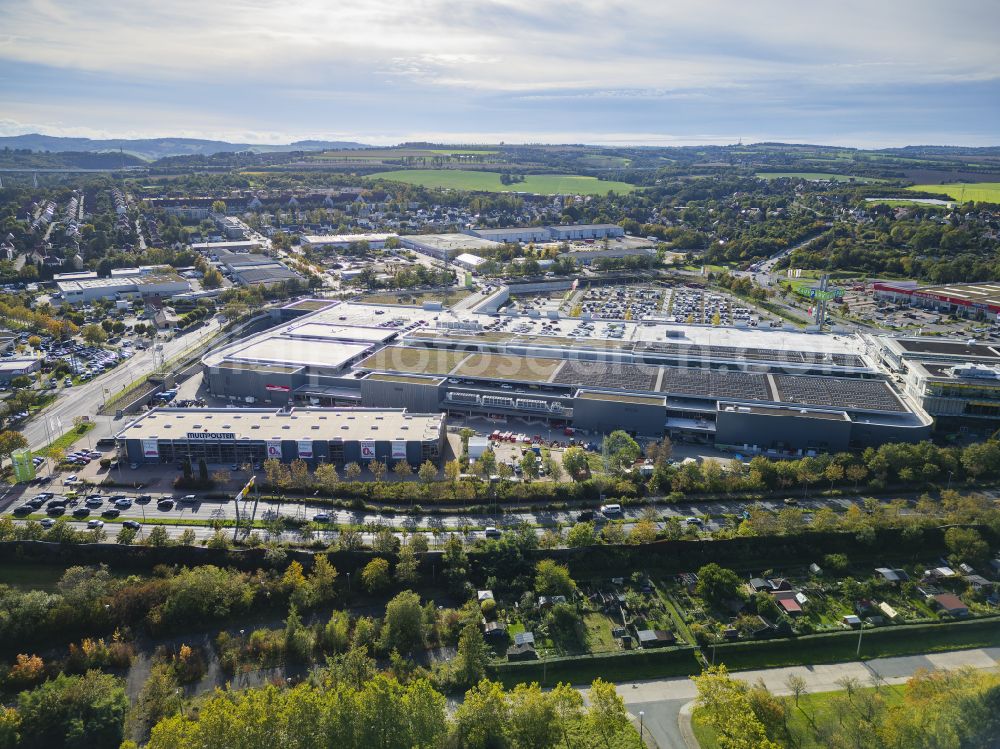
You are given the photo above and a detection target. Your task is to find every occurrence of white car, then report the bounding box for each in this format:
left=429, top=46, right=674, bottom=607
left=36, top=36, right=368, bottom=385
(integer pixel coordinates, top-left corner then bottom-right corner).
left=40, top=517, right=56, bottom=528
left=87, top=519, right=105, bottom=529
left=65, top=474, right=79, bottom=483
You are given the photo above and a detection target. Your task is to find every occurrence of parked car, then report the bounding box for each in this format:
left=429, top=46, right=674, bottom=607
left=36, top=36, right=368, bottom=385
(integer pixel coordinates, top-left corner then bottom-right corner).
left=72, top=507, right=90, bottom=518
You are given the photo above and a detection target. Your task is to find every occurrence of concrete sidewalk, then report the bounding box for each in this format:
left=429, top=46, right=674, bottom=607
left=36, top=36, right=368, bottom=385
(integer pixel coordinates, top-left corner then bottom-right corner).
left=611, top=647, right=1000, bottom=749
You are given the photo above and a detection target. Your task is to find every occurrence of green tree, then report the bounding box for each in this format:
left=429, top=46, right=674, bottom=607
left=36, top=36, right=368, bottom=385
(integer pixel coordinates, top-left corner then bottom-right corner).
left=201, top=267, right=223, bottom=289
left=535, top=559, right=577, bottom=598
left=381, top=590, right=425, bottom=654
left=696, top=563, right=744, bottom=608
left=344, top=461, right=362, bottom=481
left=418, top=460, right=437, bottom=490
left=321, top=610, right=351, bottom=653
left=693, top=666, right=781, bottom=749
left=361, top=557, right=391, bottom=592
left=566, top=521, right=598, bottom=547
left=587, top=678, right=636, bottom=748
left=604, top=430, right=641, bottom=473
left=944, top=526, right=990, bottom=564
left=0, top=430, right=28, bottom=464
left=81, top=324, right=108, bottom=345
left=454, top=622, right=489, bottom=687
left=145, top=525, right=171, bottom=547
left=562, top=447, right=589, bottom=481
left=314, top=462, right=339, bottom=492
left=17, top=670, right=128, bottom=749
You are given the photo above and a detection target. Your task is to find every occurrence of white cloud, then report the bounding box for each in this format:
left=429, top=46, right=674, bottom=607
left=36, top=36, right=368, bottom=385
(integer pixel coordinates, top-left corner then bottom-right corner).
left=0, top=0, right=997, bottom=92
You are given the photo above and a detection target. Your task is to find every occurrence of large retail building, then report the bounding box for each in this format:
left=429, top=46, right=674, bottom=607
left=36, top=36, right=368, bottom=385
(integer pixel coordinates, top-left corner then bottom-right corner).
left=197, top=298, right=934, bottom=456
left=117, top=407, right=445, bottom=466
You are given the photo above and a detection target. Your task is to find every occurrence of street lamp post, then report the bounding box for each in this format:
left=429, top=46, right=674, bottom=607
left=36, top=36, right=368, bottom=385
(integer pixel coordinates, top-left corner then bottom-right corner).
left=856, top=624, right=864, bottom=658
left=639, top=711, right=644, bottom=742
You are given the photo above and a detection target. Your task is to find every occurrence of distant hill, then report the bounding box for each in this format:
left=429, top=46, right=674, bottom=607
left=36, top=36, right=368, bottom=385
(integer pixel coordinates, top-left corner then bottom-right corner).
left=0, top=134, right=369, bottom=161
left=0, top=148, right=148, bottom=170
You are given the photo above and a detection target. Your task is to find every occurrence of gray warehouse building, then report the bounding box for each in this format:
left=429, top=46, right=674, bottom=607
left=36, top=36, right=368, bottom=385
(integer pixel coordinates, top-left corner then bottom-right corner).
left=200, top=300, right=933, bottom=455
left=117, top=407, right=445, bottom=467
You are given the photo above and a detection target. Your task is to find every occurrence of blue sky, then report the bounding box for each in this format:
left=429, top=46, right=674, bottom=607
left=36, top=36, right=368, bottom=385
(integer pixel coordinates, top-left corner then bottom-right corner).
left=1, top=0, right=998, bottom=147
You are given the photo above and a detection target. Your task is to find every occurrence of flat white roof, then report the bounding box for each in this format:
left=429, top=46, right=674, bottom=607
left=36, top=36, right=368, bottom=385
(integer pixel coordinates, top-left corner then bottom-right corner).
left=227, top=338, right=371, bottom=370
left=454, top=253, right=487, bottom=267
left=119, top=407, right=444, bottom=442
left=401, top=233, right=499, bottom=251
left=302, top=233, right=397, bottom=244
left=282, top=321, right=397, bottom=344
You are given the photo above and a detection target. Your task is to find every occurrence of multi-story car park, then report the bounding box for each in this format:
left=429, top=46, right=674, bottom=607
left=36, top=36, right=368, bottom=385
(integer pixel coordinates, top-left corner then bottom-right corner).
left=117, top=407, right=445, bottom=467
left=869, top=335, right=1000, bottom=438
left=199, top=298, right=935, bottom=455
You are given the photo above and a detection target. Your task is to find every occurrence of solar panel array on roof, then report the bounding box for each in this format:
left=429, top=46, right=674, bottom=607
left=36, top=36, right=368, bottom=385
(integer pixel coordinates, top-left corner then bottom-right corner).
left=634, top=341, right=864, bottom=368
left=553, top=360, right=659, bottom=391
left=658, top=366, right=771, bottom=400
left=773, top=375, right=905, bottom=412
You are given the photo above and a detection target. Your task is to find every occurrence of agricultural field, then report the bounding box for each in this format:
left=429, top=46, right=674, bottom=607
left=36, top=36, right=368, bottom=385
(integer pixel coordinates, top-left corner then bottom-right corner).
left=312, top=147, right=498, bottom=161
left=372, top=169, right=637, bottom=195
left=755, top=172, right=876, bottom=183
left=906, top=182, right=1000, bottom=203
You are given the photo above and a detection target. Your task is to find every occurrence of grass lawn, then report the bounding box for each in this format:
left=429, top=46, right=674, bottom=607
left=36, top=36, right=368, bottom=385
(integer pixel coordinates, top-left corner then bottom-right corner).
left=692, top=684, right=907, bottom=748
left=583, top=613, right=619, bottom=653
left=755, top=172, right=876, bottom=183
left=358, top=289, right=473, bottom=306
left=371, top=170, right=637, bottom=195
left=907, top=182, right=1000, bottom=203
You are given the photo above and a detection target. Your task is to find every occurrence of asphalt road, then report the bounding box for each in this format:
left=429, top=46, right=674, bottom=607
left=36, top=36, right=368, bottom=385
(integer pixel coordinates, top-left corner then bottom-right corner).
left=605, top=646, right=1000, bottom=749
left=21, top=319, right=223, bottom=453
left=7, top=482, right=915, bottom=546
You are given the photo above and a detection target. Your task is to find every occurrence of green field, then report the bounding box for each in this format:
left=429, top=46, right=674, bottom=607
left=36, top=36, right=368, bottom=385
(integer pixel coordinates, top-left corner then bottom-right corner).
left=372, top=169, right=637, bottom=195
left=907, top=182, right=1000, bottom=203
left=755, top=172, right=875, bottom=182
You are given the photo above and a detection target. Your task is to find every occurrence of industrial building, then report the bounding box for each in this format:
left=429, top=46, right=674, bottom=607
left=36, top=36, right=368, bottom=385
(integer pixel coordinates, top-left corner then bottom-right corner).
left=870, top=335, right=1000, bottom=437
left=0, top=357, right=41, bottom=385
left=214, top=251, right=301, bottom=287
left=201, top=300, right=934, bottom=454
left=465, top=224, right=625, bottom=244
left=116, top=406, right=445, bottom=467
left=55, top=266, right=191, bottom=305
left=872, top=281, right=1000, bottom=319
left=191, top=240, right=263, bottom=253
left=453, top=253, right=487, bottom=272
left=300, top=233, right=396, bottom=251
left=399, top=233, right=500, bottom=260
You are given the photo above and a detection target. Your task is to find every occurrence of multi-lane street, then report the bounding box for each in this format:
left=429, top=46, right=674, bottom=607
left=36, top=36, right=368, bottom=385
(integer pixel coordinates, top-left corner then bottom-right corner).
left=20, top=318, right=224, bottom=453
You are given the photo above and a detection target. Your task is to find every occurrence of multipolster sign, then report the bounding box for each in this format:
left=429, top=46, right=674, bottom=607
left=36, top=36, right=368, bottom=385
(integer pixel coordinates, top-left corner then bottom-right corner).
left=186, top=432, right=235, bottom=440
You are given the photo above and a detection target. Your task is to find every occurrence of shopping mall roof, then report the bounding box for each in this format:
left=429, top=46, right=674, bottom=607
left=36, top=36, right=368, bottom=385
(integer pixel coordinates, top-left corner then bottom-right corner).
left=118, top=407, right=444, bottom=442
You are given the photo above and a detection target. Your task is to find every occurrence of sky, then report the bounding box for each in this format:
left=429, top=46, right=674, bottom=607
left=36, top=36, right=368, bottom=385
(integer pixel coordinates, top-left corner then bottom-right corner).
left=0, top=0, right=998, bottom=148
